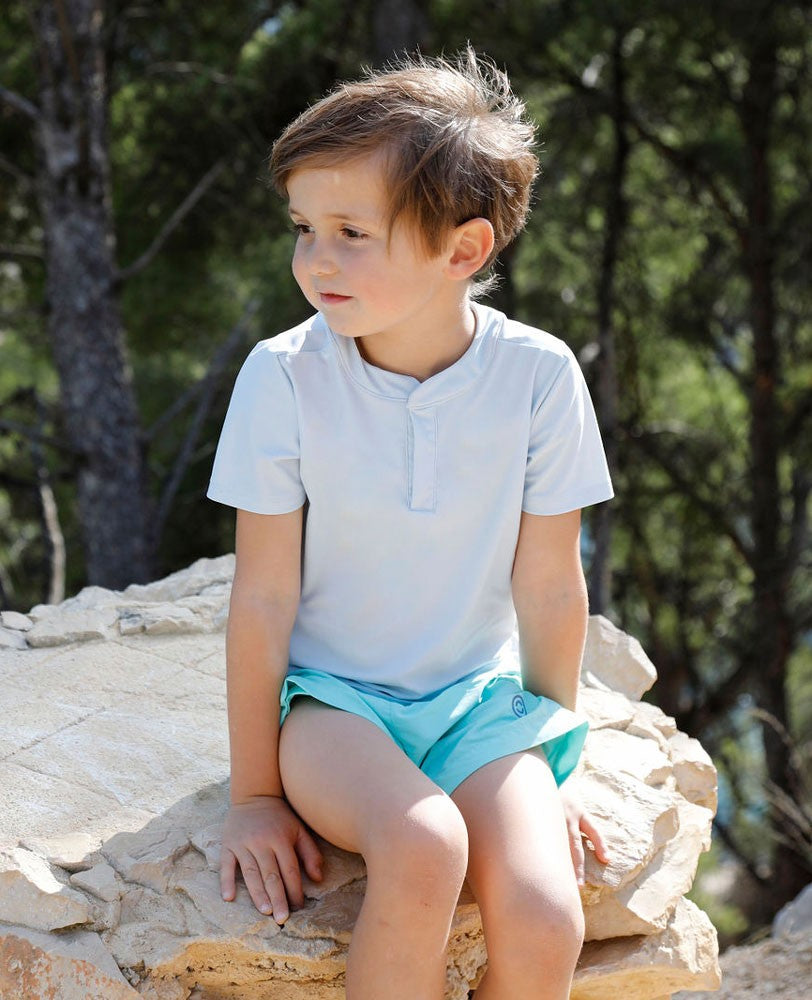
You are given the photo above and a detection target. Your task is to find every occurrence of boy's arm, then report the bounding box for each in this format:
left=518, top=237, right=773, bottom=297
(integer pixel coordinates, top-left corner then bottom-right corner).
left=221, top=507, right=322, bottom=921
left=511, top=509, right=587, bottom=710
left=511, top=507, right=610, bottom=881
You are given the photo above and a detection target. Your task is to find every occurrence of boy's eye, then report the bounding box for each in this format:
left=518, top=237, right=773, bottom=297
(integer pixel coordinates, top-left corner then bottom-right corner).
left=341, top=227, right=366, bottom=241
left=292, top=222, right=312, bottom=237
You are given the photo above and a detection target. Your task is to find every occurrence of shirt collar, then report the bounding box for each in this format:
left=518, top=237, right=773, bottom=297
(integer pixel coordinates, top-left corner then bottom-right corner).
left=326, top=302, right=501, bottom=406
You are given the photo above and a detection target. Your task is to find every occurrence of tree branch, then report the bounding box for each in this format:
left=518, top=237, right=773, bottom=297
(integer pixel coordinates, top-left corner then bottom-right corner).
left=711, top=817, right=771, bottom=886
left=0, top=85, right=41, bottom=124
left=627, top=426, right=753, bottom=565
left=115, top=158, right=227, bottom=284
left=152, top=297, right=260, bottom=547
left=627, top=113, right=747, bottom=244
left=0, top=244, right=44, bottom=261
left=0, top=418, right=80, bottom=456
left=0, top=153, right=36, bottom=191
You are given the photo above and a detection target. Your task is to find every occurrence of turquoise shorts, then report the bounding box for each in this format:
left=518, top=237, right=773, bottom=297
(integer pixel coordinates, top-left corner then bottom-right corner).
left=279, top=666, right=588, bottom=794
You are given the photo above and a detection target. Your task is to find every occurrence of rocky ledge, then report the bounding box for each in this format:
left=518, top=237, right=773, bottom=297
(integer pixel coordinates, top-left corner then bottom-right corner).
left=0, top=556, right=720, bottom=998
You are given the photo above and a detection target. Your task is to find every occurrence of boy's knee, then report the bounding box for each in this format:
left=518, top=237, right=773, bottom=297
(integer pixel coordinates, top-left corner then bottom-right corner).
left=491, top=886, right=585, bottom=973
left=366, top=794, right=468, bottom=893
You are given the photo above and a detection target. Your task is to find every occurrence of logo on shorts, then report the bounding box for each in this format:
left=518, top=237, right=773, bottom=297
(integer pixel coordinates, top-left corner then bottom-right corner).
left=512, top=694, right=527, bottom=718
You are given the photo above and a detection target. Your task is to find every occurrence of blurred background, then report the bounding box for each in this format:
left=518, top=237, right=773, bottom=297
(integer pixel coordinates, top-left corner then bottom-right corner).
left=1, top=0, right=809, bottom=949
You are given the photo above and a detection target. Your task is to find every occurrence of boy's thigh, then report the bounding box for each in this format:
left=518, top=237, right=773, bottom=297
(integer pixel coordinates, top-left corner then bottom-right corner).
left=450, top=750, right=577, bottom=911
left=279, top=698, right=457, bottom=858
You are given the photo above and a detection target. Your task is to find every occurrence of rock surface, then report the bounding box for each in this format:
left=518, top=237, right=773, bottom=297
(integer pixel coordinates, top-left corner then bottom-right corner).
left=0, top=557, right=720, bottom=998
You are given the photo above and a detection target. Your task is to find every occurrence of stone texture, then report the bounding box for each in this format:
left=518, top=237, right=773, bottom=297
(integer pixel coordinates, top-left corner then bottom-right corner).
left=1, top=610, right=33, bottom=631
left=0, top=556, right=720, bottom=999
left=0, top=626, right=28, bottom=650
left=572, top=898, right=720, bottom=999
left=674, top=931, right=812, bottom=999
left=0, top=923, right=137, bottom=999
left=581, top=615, right=658, bottom=699
left=0, top=847, right=92, bottom=931
left=772, top=881, right=812, bottom=940
left=27, top=606, right=120, bottom=647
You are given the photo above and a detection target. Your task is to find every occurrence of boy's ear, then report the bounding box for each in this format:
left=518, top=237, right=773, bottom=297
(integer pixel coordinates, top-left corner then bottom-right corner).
left=445, top=218, right=495, bottom=280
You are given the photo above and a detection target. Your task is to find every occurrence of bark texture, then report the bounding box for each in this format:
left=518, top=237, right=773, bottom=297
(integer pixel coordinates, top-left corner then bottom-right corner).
left=33, top=0, right=152, bottom=587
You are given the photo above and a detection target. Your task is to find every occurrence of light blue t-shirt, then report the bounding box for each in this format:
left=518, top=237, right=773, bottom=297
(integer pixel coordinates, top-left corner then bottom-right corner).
left=208, top=303, right=613, bottom=698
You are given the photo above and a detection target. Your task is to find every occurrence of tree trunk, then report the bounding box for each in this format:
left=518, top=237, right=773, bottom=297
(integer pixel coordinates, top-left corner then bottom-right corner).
left=33, top=0, right=152, bottom=588
left=740, top=11, right=808, bottom=914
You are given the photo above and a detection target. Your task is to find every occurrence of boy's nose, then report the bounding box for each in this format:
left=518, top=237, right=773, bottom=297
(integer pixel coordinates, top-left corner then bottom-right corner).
left=306, top=241, right=337, bottom=277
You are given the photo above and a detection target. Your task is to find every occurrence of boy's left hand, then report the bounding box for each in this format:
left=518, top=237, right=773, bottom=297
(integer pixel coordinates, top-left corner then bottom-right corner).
left=559, top=782, right=610, bottom=886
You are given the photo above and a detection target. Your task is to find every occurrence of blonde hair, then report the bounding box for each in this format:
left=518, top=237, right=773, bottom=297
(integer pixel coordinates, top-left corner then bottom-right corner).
left=269, top=49, right=538, bottom=284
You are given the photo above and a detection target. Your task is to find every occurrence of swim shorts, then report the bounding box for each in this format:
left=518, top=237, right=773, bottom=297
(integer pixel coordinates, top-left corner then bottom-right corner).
left=279, top=666, right=588, bottom=794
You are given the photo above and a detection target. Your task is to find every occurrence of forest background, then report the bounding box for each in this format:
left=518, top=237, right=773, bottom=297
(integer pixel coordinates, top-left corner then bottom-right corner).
left=0, top=0, right=809, bottom=947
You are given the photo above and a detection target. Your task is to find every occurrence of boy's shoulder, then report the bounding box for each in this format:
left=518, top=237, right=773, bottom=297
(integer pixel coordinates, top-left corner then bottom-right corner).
left=246, top=313, right=330, bottom=363
left=494, top=310, right=574, bottom=364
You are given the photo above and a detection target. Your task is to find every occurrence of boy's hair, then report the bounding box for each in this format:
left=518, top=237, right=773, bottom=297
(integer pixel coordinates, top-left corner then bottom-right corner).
left=269, top=48, right=538, bottom=282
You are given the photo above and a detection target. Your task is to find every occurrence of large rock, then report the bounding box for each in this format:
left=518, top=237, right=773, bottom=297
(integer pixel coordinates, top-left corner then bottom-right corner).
left=0, top=559, right=720, bottom=998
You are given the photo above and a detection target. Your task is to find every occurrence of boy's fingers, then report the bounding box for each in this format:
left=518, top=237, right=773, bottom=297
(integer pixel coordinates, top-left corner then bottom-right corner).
left=275, top=843, right=305, bottom=911
left=569, top=823, right=585, bottom=886
left=580, top=813, right=611, bottom=864
left=220, top=848, right=237, bottom=901
left=236, top=852, right=274, bottom=917
left=297, top=828, right=324, bottom=882
left=262, top=865, right=290, bottom=924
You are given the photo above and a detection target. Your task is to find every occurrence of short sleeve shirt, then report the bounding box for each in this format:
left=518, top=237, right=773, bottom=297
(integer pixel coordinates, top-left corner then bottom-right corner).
left=208, top=303, right=613, bottom=697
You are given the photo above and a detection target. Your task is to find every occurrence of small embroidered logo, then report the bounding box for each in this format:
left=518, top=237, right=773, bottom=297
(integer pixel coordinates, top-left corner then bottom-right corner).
left=512, top=694, right=527, bottom=718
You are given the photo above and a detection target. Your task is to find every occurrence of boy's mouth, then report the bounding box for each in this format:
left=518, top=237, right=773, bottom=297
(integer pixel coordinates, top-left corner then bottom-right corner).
left=319, top=293, right=352, bottom=305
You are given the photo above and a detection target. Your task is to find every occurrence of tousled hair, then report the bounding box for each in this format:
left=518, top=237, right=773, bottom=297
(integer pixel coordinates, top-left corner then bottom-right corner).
left=269, top=48, right=538, bottom=289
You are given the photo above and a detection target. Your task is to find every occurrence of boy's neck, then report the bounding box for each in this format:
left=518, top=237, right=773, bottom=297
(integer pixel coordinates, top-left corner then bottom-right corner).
left=356, top=300, right=477, bottom=383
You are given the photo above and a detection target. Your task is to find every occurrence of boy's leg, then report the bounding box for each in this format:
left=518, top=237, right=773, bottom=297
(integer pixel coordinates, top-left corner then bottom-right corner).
left=450, top=750, right=584, bottom=1000
left=279, top=698, right=469, bottom=1000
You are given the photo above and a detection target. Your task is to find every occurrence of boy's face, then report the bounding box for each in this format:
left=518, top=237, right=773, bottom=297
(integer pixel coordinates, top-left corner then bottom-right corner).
left=287, top=155, right=455, bottom=342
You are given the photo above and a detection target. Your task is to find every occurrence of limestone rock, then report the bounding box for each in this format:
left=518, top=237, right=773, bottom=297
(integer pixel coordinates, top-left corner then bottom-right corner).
left=0, top=847, right=92, bottom=931
left=121, top=555, right=235, bottom=604
left=27, top=606, right=119, bottom=648
left=70, top=862, right=122, bottom=903
left=572, top=897, right=721, bottom=999
left=0, top=923, right=137, bottom=999
left=0, top=555, right=719, bottom=999
left=773, top=881, right=812, bottom=940
left=118, top=603, right=204, bottom=636
left=581, top=615, right=658, bottom=699
left=0, top=627, right=27, bottom=650
left=668, top=731, right=718, bottom=811
left=0, top=610, right=33, bottom=631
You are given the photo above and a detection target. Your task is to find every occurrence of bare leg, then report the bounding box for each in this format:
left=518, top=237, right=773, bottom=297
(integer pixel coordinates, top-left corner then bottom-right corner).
left=451, top=751, right=584, bottom=1000
left=279, top=699, right=469, bottom=1000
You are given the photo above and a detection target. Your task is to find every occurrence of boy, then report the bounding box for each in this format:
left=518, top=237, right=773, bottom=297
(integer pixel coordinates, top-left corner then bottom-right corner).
left=208, top=50, right=613, bottom=1000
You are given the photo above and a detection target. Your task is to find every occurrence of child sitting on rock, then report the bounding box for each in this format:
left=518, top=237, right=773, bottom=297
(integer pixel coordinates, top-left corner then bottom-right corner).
left=208, top=48, right=613, bottom=1000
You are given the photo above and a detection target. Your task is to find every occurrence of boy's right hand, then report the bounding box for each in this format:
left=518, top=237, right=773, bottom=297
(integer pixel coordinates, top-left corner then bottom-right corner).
left=220, top=795, right=323, bottom=923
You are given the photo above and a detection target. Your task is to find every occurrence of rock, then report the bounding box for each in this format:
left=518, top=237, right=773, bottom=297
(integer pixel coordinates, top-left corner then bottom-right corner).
left=0, top=847, right=92, bottom=931
left=117, top=603, right=204, bottom=636
left=572, top=897, right=721, bottom=999
left=0, top=923, right=137, bottom=999
left=0, top=557, right=719, bottom=999
left=121, top=555, right=235, bottom=604
left=668, top=731, right=718, bottom=811
left=674, top=931, right=812, bottom=999
left=0, top=611, right=33, bottom=631
left=27, top=606, right=119, bottom=647
left=581, top=616, right=658, bottom=699
left=773, top=882, right=812, bottom=940
left=70, top=862, right=122, bottom=903
left=0, top=627, right=27, bottom=650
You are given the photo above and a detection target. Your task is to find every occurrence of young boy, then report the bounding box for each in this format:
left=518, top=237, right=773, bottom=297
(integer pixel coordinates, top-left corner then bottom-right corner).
left=208, top=50, right=613, bottom=1000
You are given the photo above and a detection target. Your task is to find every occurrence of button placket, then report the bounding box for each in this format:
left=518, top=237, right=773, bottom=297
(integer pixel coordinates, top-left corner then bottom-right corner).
left=407, top=406, right=437, bottom=512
